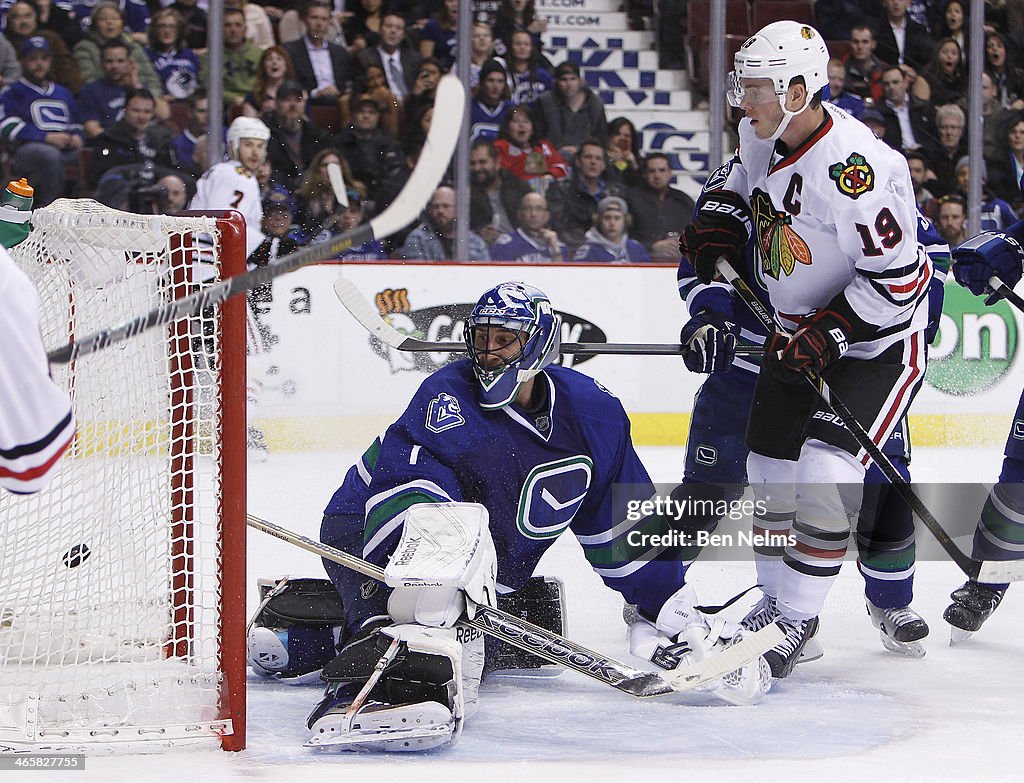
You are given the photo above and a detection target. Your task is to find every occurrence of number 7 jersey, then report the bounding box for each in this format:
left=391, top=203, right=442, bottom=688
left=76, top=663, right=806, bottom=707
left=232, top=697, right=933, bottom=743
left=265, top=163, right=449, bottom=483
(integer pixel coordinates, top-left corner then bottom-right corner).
left=724, top=102, right=931, bottom=359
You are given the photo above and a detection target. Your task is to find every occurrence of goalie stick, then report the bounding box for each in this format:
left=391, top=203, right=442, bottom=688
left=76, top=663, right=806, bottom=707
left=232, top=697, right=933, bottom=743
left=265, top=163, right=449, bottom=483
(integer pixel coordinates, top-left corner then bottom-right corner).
left=718, top=258, right=1024, bottom=584
left=246, top=513, right=784, bottom=698
left=45, top=75, right=467, bottom=366
left=333, top=278, right=764, bottom=358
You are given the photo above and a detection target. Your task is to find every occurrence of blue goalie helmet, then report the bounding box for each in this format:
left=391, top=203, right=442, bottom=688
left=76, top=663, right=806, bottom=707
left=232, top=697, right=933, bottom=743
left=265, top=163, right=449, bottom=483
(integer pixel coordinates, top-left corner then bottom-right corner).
left=464, top=282, right=562, bottom=409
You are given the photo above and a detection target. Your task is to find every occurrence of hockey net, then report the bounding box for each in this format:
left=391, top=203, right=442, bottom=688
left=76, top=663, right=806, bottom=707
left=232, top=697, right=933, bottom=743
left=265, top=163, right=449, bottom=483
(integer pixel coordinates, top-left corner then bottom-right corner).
left=0, top=200, right=247, bottom=752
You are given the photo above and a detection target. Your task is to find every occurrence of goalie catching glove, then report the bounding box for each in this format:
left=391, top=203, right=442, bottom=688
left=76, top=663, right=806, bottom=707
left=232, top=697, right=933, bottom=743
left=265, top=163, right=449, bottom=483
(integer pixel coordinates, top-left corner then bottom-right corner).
left=628, top=584, right=772, bottom=705
left=679, top=189, right=752, bottom=285
left=952, top=227, right=1024, bottom=298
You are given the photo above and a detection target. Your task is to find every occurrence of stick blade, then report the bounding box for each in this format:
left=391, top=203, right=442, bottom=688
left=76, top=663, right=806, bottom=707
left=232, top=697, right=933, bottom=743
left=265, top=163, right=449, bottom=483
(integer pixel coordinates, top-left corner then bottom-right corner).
left=976, top=559, right=1024, bottom=583
left=369, top=74, right=465, bottom=240
left=664, top=622, right=784, bottom=692
left=327, top=162, right=348, bottom=208
left=333, top=278, right=412, bottom=349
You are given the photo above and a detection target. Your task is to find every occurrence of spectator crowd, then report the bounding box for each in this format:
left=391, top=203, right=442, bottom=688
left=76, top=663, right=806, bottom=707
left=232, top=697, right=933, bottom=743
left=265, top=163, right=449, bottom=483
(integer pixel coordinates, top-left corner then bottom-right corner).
left=5, top=0, right=1017, bottom=259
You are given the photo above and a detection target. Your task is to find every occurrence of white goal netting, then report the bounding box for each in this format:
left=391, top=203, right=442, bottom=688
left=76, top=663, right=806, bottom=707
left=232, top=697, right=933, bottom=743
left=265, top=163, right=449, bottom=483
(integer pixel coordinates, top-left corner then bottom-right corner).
left=0, top=200, right=245, bottom=752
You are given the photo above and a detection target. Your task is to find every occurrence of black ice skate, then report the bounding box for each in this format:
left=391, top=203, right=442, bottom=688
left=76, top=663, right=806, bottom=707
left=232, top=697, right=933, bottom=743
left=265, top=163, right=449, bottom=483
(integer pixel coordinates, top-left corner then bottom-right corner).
left=865, top=600, right=928, bottom=658
left=742, top=594, right=823, bottom=666
left=943, top=581, right=1006, bottom=644
left=763, top=616, right=819, bottom=679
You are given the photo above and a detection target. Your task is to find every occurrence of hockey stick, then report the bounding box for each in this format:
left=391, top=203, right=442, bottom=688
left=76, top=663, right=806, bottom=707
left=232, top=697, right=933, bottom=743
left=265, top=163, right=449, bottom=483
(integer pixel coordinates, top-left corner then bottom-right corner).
left=44, top=76, right=466, bottom=366
left=246, top=513, right=784, bottom=698
left=327, top=161, right=349, bottom=209
left=333, top=278, right=764, bottom=357
left=990, top=275, right=1024, bottom=312
left=718, top=259, right=1024, bottom=584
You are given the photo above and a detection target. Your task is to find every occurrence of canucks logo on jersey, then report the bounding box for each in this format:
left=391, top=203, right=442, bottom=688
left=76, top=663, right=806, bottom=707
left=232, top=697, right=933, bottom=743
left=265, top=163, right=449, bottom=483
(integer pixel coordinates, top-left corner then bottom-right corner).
left=751, top=188, right=812, bottom=280
left=426, top=393, right=465, bottom=433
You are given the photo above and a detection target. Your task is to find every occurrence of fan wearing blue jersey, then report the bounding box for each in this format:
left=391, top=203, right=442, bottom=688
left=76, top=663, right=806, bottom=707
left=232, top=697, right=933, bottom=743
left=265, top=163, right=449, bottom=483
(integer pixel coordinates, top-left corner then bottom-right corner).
left=0, top=37, right=83, bottom=207
left=940, top=174, right=1024, bottom=641
left=677, top=164, right=950, bottom=659
left=247, top=282, right=773, bottom=751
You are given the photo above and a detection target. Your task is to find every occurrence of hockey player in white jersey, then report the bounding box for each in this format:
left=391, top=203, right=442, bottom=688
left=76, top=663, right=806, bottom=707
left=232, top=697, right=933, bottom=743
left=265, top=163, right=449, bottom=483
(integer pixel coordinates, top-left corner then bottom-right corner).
left=0, top=178, right=75, bottom=493
left=190, top=116, right=269, bottom=258
left=190, top=116, right=273, bottom=458
left=680, top=22, right=932, bottom=678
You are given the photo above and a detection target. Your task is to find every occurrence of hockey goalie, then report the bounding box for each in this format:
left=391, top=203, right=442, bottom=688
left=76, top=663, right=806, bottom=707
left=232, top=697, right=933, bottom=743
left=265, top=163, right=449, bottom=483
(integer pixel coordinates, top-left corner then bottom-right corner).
left=247, top=282, right=774, bottom=752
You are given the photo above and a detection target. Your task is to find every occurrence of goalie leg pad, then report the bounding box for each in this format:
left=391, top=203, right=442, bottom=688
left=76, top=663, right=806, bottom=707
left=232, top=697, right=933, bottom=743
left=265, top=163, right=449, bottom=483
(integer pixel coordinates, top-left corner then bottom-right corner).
left=246, top=578, right=346, bottom=681
left=486, top=576, right=566, bottom=676
left=307, top=623, right=484, bottom=752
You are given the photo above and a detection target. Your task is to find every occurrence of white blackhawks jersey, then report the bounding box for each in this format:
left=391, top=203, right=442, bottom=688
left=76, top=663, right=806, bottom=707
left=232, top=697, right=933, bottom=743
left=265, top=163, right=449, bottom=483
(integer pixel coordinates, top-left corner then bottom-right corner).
left=0, top=246, right=75, bottom=493
left=190, top=160, right=265, bottom=258
left=724, top=102, right=931, bottom=359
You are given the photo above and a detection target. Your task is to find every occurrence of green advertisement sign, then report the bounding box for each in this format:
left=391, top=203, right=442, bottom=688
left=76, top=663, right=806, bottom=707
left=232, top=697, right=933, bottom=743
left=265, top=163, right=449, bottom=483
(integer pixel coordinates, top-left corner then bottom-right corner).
left=928, top=283, right=1018, bottom=396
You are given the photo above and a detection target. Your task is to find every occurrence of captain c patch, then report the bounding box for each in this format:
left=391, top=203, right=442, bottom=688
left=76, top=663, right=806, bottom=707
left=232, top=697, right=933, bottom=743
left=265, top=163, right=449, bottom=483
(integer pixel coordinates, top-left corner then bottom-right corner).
left=828, top=153, right=874, bottom=199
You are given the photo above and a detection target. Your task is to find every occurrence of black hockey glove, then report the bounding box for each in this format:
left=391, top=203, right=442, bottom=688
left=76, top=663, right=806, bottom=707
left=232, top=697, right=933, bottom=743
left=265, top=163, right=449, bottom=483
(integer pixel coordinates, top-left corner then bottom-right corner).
left=764, top=310, right=851, bottom=384
left=679, top=190, right=752, bottom=285
left=679, top=308, right=739, bottom=374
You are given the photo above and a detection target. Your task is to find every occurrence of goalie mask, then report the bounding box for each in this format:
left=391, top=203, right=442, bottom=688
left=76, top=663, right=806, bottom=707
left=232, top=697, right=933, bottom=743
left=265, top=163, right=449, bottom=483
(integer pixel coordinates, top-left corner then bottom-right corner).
left=728, top=21, right=829, bottom=141
left=464, top=282, right=561, bottom=410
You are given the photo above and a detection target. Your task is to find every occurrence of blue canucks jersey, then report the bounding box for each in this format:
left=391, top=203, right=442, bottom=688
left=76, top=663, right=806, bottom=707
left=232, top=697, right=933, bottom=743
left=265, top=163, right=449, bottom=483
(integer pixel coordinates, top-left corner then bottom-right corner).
left=0, top=80, right=82, bottom=144
left=469, top=100, right=511, bottom=143
left=490, top=228, right=568, bottom=263
left=323, top=359, right=685, bottom=618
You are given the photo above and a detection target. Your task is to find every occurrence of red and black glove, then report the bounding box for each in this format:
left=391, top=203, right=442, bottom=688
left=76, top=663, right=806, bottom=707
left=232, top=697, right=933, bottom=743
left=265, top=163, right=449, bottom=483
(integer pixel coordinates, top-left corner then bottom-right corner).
left=679, top=190, right=752, bottom=285
left=765, top=310, right=852, bottom=384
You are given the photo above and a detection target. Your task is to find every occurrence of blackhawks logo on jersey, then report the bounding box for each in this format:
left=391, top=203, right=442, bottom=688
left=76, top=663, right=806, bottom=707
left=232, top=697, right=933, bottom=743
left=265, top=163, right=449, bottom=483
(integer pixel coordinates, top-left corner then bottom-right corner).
left=751, top=188, right=812, bottom=280
left=828, top=153, right=874, bottom=199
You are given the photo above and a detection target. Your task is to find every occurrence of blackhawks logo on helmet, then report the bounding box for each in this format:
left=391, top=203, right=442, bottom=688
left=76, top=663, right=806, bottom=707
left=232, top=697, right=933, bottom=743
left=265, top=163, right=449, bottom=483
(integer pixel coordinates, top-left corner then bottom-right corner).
left=829, top=153, right=874, bottom=199
left=800, top=26, right=814, bottom=39
left=751, top=188, right=812, bottom=280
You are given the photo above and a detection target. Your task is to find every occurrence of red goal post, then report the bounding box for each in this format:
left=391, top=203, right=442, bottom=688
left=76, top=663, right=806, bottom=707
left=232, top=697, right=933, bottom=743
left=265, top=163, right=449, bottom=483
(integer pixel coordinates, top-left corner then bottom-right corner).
left=0, top=201, right=247, bottom=753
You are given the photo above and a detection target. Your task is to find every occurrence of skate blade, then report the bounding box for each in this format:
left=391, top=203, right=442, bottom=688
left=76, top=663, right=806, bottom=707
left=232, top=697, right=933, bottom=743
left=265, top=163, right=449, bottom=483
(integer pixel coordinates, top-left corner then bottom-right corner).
left=880, top=632, right=926, bottom=658
left=949, top=626, right=975, bottom=646
left=306, top=702, right=454, bottom=751
left=796, top=637, right=824, bottom=664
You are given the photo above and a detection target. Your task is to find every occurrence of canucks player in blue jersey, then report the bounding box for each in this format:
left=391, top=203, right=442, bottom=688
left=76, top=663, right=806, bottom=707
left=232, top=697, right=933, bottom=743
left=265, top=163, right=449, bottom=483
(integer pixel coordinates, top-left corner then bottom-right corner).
left=939, top=174, right=1024, bottom=641
left=247, top=282, right=774, bottom=751
left=676, top=160, right=951, bottom=661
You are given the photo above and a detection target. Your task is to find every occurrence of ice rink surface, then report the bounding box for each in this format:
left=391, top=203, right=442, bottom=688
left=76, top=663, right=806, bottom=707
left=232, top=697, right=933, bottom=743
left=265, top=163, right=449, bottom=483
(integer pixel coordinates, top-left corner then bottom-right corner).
left=81, top=446, right=1024, bottom=783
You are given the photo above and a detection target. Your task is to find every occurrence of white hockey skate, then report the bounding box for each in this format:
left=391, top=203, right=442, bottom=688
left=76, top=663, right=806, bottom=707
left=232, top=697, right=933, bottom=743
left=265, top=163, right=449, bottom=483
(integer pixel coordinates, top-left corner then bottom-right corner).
left=865, top=600, right=928, bottom=658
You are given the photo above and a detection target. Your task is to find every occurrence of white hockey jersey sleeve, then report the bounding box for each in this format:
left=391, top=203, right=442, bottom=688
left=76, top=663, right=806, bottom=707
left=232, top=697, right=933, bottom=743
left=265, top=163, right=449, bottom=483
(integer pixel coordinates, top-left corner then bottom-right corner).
left=0, top=248, right=75, bottom=493
left=826, top=146, right=930, bottom=331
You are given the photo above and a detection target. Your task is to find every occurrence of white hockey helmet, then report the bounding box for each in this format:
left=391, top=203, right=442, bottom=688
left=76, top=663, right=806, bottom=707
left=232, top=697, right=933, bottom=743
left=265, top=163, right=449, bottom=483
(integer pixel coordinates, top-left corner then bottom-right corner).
left=728, top=22, right=829, bottom=138
left=227, top=116, right=270, bottom=160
